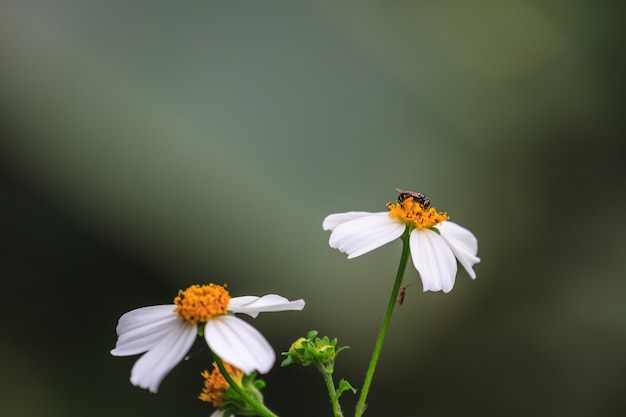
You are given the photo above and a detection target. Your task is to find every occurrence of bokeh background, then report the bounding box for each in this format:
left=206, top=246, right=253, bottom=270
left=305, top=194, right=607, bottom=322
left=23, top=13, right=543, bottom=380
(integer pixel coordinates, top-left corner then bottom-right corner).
left=1, top=1, right=625, bottom=416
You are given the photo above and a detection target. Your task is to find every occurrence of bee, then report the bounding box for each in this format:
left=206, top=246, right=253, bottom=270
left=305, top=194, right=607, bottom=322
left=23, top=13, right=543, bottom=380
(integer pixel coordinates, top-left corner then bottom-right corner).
left=395, top=188, right=431, bottom=209
left=397, top=283, right=414, bottom=305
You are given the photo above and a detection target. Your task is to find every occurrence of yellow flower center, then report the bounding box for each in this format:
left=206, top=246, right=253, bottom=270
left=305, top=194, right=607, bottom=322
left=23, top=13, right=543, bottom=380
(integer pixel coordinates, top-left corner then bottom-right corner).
left=173, top=284, right=231, bottom=324
left=387, top=197, right=449, bottom=229
left=199, top=361, right=244, bottom=406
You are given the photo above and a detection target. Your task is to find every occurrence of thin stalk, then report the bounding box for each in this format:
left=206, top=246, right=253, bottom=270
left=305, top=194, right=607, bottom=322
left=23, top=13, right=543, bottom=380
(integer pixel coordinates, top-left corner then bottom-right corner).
left=354, top=230, right=411, bottom=417
left=320, top=368, right=344, bottom=417
left=213, top=354, right=279, bottom=417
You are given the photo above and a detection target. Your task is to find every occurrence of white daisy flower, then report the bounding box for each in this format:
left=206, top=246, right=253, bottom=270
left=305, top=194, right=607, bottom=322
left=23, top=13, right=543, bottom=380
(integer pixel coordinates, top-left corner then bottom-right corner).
left=111, top=284, right=305, bottom=393
left=322, top=189, right=480, bottom=293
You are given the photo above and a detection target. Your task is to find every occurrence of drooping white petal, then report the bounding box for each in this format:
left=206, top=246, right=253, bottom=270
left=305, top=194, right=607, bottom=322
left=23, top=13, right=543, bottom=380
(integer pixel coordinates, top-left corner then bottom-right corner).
left=322, top=211, right=377, bottom=231
left=328, top=212, right=405, bottom=258
left=111, top=305, right=179, bottom=356
left=204, top=315, right=275, bottom=374
left=438, top=221, right=480, bottom=279
left=229, top=295, right=305, bottom=318
left=409, top=229, right=457, bottom=293
left=127, top=320, right=197, bottom=393
left=210, top=411, right=225, bottom=417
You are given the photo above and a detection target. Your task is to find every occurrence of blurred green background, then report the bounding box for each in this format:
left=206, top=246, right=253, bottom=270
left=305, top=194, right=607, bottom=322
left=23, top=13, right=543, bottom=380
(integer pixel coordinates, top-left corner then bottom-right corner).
left=1, top=1, right=625, bottom=416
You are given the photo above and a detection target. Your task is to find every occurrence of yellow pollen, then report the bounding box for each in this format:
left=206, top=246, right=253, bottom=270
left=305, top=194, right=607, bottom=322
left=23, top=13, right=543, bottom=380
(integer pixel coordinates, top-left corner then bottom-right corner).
left=173, top=284, right=231, bottom=324
left=387, top=197, right=449, bottom=229
left=199, top=361, right=244, bottom=406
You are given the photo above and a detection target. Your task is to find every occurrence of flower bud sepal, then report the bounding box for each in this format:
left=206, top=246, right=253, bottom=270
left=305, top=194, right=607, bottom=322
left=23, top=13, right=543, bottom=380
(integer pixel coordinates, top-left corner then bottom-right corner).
left=281, top=331, right=354, bottom=417
left=217, top=372, right=267, bottom=417
left=281, top=330, right=349, bottom=372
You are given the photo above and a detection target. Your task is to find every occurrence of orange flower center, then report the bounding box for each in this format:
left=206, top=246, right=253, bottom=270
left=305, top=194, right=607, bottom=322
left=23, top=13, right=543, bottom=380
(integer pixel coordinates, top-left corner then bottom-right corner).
left=199, top=362, right=244, bottom=406
left=173, top=284, right=231, bottom=324
left=387, top=197, right=449, bottom=229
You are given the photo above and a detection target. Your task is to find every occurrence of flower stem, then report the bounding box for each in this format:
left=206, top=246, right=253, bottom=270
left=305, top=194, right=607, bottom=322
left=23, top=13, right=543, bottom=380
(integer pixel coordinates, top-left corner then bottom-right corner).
left=213, top=354, right=279, bottom=417
left=320, top=367, right=344, bottom=417
left=354, top=230, right=411, bottom=417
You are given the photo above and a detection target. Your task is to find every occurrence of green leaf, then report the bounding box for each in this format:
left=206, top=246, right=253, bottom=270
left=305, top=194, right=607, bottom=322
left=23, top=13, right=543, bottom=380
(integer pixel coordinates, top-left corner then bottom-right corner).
left=334, top=378, right=357, bottom=401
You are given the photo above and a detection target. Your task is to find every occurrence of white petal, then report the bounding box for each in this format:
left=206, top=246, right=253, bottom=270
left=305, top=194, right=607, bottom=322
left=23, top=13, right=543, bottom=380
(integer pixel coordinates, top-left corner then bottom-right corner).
left=328, top=213, right=405, bottom=258
left=229, top=295, right=305, bottom=318
left=438, top=221, right=481, bottom=279
left=410, top=229, right=457, bottom=293
left=128, top=321, right=197, bottom=393
left=204, top=315, right=275, bottom=374
left=111, top=305, right=179, bottom=356
left=322, top=211, right=378, bottom=231
left=210, top=411, right=225, bottom=417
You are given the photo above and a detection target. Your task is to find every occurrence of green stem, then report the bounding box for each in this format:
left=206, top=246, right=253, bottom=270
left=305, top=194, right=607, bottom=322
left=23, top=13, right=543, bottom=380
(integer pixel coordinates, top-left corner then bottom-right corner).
left=213, top=354, right=279, bottom=417
left=320, top=367, right=344, bottom=417
left=354, top=230, right=411, bottom=417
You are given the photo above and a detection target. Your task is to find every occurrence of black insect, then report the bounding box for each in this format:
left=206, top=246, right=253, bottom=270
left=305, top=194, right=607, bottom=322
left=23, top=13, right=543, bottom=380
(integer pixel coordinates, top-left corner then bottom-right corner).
left=395, top=188, right=431, bottom=209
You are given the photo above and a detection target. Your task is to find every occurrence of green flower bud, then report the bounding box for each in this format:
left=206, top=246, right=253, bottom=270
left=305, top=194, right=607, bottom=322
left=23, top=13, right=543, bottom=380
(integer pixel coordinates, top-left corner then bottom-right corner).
left=281, top=330, right=349, bottom=373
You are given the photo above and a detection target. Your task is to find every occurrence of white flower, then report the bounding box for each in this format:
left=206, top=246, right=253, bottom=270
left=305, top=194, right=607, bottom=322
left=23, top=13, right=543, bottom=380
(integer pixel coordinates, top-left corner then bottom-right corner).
left=322, top=190, right=480, bottom=293
left=111, top=284, right=305, bottom=393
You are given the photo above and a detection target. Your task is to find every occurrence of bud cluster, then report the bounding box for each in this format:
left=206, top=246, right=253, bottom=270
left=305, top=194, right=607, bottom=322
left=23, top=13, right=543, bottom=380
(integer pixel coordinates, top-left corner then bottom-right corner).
left=281, top=330, right=349, bottom=373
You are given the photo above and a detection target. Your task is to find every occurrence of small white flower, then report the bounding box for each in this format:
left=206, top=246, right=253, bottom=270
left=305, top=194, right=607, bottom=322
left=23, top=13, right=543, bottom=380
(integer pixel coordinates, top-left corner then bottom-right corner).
left=111, top=284, right=305, bottom=393
left=323, top=189, right=480, bottom=293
